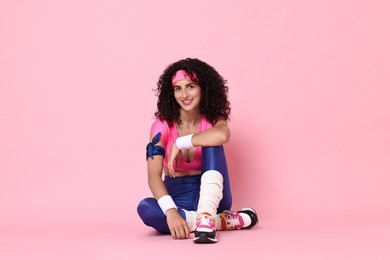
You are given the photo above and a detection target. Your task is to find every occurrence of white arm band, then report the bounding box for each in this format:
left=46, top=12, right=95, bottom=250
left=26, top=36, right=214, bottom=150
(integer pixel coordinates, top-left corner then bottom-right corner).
left=176, top=134, right=194, bottom=149
left=157, top=195, right=177, bottom=215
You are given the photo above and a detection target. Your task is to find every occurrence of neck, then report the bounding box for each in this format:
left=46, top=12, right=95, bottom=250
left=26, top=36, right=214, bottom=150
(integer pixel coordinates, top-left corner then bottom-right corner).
left=179, top=109, right=201, bottom=127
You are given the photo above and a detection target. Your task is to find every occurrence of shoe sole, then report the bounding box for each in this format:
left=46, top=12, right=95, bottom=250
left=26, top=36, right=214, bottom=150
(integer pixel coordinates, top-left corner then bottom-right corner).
left=193, top=232, right=218, bottom=244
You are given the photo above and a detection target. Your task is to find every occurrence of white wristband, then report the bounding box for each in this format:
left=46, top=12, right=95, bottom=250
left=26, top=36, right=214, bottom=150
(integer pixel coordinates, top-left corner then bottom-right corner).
left=176, top=134, right=194, bottom=150
left=157, top=195, right=177, bottom=215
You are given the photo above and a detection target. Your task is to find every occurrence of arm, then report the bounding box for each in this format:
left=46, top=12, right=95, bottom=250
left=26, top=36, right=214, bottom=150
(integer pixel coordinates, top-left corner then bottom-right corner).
left=191, top=119, right=231, bottom=147
left=168, top=119, right=230, bottom=175
left=147, top=135, right=190, bottom=239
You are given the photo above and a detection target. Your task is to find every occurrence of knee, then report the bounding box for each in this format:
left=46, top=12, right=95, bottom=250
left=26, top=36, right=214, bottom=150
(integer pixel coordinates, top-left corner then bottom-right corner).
left=137, top=198, right=156, bottom=223
left=137, top=198, right=170, bottom=234
left=201, top=146, right=226, bottom=172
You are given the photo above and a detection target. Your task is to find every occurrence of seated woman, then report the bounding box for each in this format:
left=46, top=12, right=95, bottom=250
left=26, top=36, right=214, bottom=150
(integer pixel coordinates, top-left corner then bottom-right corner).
left=137, top=58, right=258, bottom=243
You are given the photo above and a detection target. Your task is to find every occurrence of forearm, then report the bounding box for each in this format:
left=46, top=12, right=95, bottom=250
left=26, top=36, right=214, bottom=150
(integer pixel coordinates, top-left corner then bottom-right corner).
left=147, top=158, right=169, bottom=199
left=191, top=120, right=230, bottom=147
left=192, top=128, right=229, bottom=146
left=147, top=158, right=178, bottom=214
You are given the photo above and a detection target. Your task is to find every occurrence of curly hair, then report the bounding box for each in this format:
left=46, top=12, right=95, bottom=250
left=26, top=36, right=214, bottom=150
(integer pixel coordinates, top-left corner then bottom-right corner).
left=154, top=58, right=231, bottom=127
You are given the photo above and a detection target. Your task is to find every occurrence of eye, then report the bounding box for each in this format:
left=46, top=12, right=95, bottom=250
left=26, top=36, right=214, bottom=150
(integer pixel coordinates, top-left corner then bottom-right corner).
left=174, top=86, right=181, bottom=91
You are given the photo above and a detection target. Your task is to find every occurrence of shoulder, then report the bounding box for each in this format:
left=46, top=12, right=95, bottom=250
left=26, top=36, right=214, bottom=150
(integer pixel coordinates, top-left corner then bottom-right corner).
left=150, top=118, right=170, bottom=134
left=150, top=118, right=173, bottom=145
left=200, top=116, right=214, bottom=130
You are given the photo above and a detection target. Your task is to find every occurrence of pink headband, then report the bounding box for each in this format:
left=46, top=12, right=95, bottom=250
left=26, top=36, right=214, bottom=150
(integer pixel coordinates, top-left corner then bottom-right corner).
left=172, top=70, right=198, bottom=85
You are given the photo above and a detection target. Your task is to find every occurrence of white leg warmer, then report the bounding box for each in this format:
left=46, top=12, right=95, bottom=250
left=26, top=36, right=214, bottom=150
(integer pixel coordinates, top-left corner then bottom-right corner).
left=183, top=209, right=197, bottom=232
left=197, top=170, right=224, bottom=219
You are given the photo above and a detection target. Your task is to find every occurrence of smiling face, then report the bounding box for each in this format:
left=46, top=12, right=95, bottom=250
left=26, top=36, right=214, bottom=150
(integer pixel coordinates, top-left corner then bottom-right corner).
left=172, top=79, right=201, bottom=113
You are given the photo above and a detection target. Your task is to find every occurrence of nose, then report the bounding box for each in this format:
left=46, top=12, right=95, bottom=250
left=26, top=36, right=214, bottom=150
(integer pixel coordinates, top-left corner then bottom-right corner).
left=182, top=88, right=189, bottom=98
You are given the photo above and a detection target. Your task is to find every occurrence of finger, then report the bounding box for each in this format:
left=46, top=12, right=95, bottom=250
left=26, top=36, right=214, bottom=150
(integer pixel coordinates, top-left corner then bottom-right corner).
left=177, top=226, right=185, bottom=239
left=184, top=223, right=190, bottom=238
left=169, top=162, right=176, bottom=177
left=169, top=228, right=177, bottom=240
left=168, top=161, right=174, bottom=177
left=171, top=166, right=176, bottom=177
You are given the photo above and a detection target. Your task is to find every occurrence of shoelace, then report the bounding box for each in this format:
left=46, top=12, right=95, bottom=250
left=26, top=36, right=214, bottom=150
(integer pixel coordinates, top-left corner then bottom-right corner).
left=196, top=214, right=215, bottom=229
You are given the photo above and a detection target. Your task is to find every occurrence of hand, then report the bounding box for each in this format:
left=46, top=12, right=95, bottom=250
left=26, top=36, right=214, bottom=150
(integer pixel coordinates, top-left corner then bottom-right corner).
left=166, top=208, right=190, bottom=240
left=168, top=143, right=181, bottom=178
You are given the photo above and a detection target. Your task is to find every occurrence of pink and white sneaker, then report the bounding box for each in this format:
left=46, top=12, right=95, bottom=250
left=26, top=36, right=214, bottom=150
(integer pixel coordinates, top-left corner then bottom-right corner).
left=219, top=208, right=259, bottom=230
left=193, top=212, right=218, bottom=243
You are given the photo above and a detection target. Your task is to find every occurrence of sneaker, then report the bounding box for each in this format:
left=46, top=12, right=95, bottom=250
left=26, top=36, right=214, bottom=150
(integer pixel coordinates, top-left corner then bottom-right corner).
left=193, top=212, right=218, bottom=243
left=238, top=208, right=259, bottom=229
left=219, top=208, right=258, bottom=230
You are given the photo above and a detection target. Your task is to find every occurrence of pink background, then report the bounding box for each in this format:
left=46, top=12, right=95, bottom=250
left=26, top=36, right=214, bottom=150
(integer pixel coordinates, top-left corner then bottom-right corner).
left=1, top=0, right=389, bottom=259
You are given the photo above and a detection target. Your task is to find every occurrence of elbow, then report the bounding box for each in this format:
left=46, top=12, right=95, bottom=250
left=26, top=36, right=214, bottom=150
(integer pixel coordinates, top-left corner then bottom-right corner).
left=216, top=121, right=230, bottom=144
left=221, top=129, right=231, bottom=144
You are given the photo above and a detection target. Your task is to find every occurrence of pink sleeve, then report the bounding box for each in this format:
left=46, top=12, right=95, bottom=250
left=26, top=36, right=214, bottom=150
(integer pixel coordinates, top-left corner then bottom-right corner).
left=150, top=119, right=169, bottom=147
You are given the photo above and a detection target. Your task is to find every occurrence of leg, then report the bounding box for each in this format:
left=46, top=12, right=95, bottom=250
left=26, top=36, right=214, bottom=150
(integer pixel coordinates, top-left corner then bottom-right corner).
left=194, top=146, right=258, bottom=241
left=200, top=145, right=232, bottom=213
left=137, top=175, right=201, bottom=234
left=193, top=146, right=232, bottom=243
left=137, top=198, right=188, bottom=234
left=201, top=147, right=258, bottom=231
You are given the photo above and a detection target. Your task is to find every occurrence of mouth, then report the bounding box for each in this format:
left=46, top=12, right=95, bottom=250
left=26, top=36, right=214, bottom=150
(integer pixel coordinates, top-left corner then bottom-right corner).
left=181, top=99, right=193, bottom=106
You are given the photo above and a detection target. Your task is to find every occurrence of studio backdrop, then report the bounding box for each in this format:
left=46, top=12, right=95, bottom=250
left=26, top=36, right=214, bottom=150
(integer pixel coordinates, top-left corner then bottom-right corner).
left=1, top=0, right=389, bottom=227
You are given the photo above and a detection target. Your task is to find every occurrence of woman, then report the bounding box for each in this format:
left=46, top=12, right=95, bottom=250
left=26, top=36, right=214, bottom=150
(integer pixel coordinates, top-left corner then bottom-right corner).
left=137, top=58, right=258, bottom=243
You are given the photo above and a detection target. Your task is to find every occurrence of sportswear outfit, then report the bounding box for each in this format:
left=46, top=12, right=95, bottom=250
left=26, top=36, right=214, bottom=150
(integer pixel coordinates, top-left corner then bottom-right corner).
left=137, top=116, right=232, bottom=233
